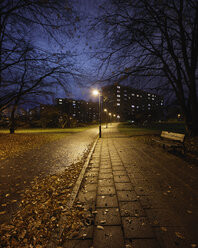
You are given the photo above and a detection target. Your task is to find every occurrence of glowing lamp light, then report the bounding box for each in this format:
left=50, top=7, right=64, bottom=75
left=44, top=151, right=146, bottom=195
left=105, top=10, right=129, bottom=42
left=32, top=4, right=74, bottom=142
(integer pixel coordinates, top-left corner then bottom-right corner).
left=104, top=108, right=107, bottom=112
left=92, top=89, right=99, bottom=96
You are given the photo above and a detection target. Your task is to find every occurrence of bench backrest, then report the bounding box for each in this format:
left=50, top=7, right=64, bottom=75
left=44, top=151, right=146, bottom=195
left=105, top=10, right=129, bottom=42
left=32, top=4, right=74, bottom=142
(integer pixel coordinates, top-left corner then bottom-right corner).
left=161, top=131, right=185, bottom=142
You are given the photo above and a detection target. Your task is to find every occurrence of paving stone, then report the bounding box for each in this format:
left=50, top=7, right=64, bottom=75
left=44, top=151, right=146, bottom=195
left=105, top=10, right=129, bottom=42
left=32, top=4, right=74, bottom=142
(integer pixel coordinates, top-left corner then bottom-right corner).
left=63, top=240, right=93, bottom=248
left=117, top=190, right=137, bottom=201
left=85, top=171, right=99, bottom=177
left=84, top=183, right=97, bottom=192
left=93, top=226, right=125, bottom=248
left=100, top=168, right=112, bottom=174
left=125, top=239, right=160, bottom=248
left=113, top=170, right=127, bottom=176
left=69, top=225, right=94, bottom=239
left=112, top=166, right=125, bottom=171
left=122, top=217, right=154, bottom=238
left=115, top=183, right=134, bottom=191
left=98, top=186, right=116, bottom=195
left=88, top=167, right=99, bottom=172
left=95, top=208, right=121, bottom=225
left=85, top=176, right=98, bottom=184
left=114, top=175, right=130, bottom=183
left=97, top=195, right=118, bottom=207
left=77, top=190, right=96, bottom=204
left=99, top=173, right=113, bottom=179
left=120, top=201, right=146, bottom=217
left=98, top=178, right=114, bottom=187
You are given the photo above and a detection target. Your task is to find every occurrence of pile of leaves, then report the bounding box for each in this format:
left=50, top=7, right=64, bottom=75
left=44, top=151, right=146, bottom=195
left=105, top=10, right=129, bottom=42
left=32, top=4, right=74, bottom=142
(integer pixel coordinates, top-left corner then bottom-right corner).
left=0, top=133, right=67, bottom=160
left=0, top=161, right=87, bottom=247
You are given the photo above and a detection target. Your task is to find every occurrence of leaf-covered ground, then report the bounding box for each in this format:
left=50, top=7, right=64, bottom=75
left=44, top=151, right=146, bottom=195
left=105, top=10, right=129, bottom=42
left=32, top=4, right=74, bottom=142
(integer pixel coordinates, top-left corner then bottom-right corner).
left=0, top=160, right=88, bottom=247
left=0, top=133, right=70, bottom=161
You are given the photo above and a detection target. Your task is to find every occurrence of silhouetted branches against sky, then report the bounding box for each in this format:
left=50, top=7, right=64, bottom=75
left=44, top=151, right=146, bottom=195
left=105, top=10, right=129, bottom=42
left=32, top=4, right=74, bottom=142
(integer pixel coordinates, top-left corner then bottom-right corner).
left=92, top=0, right=198, bottom=135
left=0, top=0, right=81, bottom=111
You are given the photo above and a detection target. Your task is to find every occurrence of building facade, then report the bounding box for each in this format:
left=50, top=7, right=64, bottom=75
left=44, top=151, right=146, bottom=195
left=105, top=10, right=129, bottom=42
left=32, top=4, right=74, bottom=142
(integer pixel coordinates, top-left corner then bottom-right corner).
left=102, top=84, right=164, bottom=123
left=56, top=98, right=99, bottom=123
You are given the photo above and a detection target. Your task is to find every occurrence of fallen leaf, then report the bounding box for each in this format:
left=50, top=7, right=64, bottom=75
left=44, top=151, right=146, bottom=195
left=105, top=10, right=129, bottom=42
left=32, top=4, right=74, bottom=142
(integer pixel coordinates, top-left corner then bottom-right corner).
left=191, top=244, right=197, bottom=248
left=187, top=210, right=192, bottom=214
left=0, top=211, right=6, bottom=215
left=97, top=225, right=104, bottom=230
left=161, top=227, right=168, bottom=232
left=175, top=232, right=185, bottom=239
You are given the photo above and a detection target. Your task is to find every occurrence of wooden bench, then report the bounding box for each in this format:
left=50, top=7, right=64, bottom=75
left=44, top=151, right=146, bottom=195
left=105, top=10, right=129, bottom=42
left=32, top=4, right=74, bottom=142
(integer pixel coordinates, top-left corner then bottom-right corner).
left=154, top=131, right=185, bottom=153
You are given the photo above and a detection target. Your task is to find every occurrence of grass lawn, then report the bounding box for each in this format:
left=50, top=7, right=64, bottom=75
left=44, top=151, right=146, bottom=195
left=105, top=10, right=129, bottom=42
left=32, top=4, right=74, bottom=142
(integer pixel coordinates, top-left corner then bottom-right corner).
left=118, top=122, right=185, bottom=136
left=0, top=126, right=96, bottom=134
left=0, top=126, right=96, bottom=160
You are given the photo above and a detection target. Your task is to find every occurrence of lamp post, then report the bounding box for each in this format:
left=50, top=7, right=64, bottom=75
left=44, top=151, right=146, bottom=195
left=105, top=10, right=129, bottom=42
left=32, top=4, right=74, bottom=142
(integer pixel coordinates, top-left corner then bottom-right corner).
left=104, top=108, right=108, bottom=128
left=109, top=112, right=112, bottom=126
left=92, top=89, right=102, bottom=138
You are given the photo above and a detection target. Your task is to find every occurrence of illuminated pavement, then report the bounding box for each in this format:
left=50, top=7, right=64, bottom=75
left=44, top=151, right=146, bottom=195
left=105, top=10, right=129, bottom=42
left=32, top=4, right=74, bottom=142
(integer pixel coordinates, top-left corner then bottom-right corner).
left=63, top=123, right=198, bottom=248
left=0, top=127, right=98, bottom=223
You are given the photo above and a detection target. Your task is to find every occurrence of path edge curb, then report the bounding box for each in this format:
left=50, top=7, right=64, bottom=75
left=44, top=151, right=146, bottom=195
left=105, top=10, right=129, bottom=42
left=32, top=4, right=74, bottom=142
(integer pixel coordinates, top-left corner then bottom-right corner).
left=66, top=135, right=99, bottom=208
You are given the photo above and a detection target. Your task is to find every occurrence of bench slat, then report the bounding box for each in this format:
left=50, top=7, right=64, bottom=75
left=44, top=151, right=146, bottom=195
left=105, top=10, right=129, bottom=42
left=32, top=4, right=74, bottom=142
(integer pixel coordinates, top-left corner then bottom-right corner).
left=161, top=131, right=185, bottom=142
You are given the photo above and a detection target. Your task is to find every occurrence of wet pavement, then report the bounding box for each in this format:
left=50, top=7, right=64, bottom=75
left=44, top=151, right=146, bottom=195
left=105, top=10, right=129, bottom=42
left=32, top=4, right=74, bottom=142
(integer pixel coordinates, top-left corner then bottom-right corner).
left=63, top=123, right=198, bottom=248
left=0, top=127, right=98, bottom=223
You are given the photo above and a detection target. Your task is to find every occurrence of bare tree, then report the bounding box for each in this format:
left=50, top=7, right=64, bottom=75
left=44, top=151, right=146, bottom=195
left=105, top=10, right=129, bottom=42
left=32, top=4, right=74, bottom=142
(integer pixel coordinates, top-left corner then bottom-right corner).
left=94, top=0, right=198, bottom=136
left=0, top=0, right=80, bottom=133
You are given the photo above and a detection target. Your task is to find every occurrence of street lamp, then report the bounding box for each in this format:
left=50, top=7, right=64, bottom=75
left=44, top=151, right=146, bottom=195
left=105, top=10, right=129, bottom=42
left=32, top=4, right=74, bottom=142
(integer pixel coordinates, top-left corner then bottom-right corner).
left=92, top=89, right=102, bottom=138
left=104, top=108, right=108, bottom=128
left=109, top=112, right=112, bottom=125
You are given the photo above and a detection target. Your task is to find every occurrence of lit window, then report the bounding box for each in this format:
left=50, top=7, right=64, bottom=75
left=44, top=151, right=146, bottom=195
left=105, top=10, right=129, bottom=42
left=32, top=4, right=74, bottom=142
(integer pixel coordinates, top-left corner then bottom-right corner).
left=73, top=103, right=76, bottom=106
left=148, top=97, right=150, bottom=100
left=140, top=95, right=142, bottom=98
left=73, top=114, right=76, bottom=116
left=148, top=107, right=150, bottom=110
left=117, top=103, right=120, bottom=106
left=124, top=94, right=127, bottom=96
left=117, top=99, right=120, bottom=101
left=152, top=95, right=155, bottom=97
left=59, top=102, right=62, bottom=105
left=117, top=90, right=120, bottom=93
left=132, top=93, right=135, bottom=96
left=148, top=104, right=151, bottom=106
left=59, top=99, right=62, bottom=101
left=148, top=93, right=150, bottom=96
left=73, top=101, right=75, bottom=103
left=137, top=94, right=139, bottom=97
left=152, top=98, right=154, bottom=100
left=128, top=97, right=131, bottom=99
left=137, top=106, right=139, bottom=108
left=117, top=86, right=120, bottom=88
left=117, top=95, right=120, bottom=97
left=161, top=103, right=163, bottom=105
left=131, top=105, right=135, bottom=108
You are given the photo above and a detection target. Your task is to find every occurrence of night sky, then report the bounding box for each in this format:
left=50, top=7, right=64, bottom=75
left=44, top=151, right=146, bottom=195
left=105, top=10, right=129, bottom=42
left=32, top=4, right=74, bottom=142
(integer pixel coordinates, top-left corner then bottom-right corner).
left=32, top=0, right=106, bottom=101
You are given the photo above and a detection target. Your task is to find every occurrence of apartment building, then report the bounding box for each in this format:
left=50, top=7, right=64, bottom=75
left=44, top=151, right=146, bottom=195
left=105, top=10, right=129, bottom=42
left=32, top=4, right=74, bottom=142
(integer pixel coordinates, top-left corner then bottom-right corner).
left=102, top=84, right=164, bottom=122
left=56, top=98, right=99, bottom=123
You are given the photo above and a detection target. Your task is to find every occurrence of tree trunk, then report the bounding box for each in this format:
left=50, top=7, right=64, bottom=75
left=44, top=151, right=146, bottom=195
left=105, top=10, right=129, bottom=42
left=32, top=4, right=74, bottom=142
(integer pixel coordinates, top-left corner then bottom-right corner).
left=9, top=105, right=17, bottom=134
